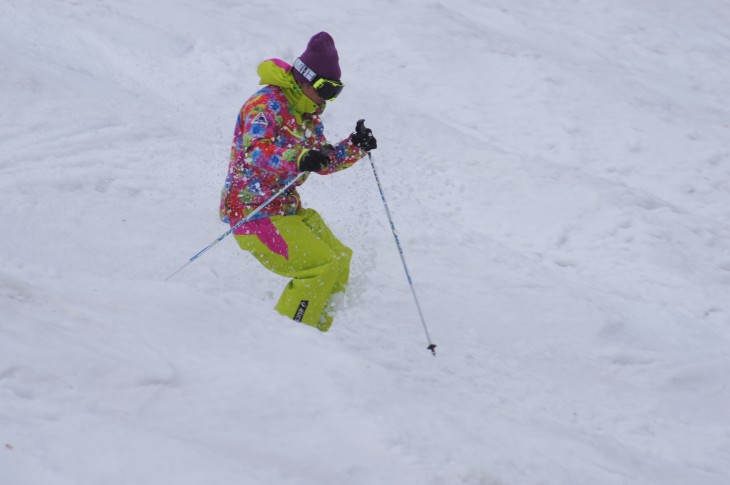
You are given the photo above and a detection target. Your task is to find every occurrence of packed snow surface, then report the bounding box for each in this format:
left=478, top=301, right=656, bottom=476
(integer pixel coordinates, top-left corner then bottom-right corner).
left=2, top=0, right=730, bottom=484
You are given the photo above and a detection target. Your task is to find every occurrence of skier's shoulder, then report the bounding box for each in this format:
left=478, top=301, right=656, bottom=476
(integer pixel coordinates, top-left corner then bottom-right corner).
left=242, top=86, right=287, bottom=124
left=241, top=86, right=269, bottom=110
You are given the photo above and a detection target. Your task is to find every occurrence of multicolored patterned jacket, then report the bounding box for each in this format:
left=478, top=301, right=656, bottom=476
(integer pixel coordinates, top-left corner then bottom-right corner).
left=220, top=59, right=366, bottom=225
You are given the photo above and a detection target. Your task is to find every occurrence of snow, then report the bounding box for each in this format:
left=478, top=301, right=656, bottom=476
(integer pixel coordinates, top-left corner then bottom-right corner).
left=2, top=0, right=730, bottom=483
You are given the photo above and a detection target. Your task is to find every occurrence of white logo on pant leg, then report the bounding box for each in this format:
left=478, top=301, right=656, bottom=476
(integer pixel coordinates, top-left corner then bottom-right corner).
left=294, top=300, right=309, bottom=322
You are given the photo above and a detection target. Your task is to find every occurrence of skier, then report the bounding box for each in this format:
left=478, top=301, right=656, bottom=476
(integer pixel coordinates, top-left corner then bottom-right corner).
left=219, top=32, right=377, bottom=331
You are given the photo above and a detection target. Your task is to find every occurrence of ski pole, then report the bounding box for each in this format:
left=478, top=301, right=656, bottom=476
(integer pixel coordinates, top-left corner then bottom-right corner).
left=366, top=147, right=437, bottom=356
left=165, top=171, right=307, bottom=281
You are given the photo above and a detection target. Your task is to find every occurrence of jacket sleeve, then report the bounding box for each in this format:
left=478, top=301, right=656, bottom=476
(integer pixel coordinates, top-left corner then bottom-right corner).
left=241, top=98, right=302, bottom=175
left=312, top=117, right=367, bottom=175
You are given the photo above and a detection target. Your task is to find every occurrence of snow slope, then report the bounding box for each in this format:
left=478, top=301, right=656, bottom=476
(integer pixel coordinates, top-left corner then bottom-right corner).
left=2, top=0, right=730, bottom=483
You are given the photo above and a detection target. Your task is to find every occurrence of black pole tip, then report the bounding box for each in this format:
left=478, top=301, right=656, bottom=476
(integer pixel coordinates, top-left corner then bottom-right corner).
left=427, top=344, right=437, bottom=356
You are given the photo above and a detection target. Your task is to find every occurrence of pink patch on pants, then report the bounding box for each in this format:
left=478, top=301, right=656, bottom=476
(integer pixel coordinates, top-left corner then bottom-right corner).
left=231, top=217, right=289, bottom=259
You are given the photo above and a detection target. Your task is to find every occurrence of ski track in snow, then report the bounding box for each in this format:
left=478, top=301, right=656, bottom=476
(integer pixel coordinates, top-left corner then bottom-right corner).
left=2, top=1, right=730, bottom=484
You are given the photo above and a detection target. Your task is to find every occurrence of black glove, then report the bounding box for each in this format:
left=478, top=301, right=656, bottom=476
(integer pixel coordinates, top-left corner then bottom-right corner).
left=297, top=149, right=331, bottom=172
left=350, top=119, right=377, bottom=151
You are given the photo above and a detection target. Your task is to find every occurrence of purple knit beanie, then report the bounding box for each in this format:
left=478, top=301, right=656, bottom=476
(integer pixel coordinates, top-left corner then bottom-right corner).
left=293, top=32, right=341, bottom=84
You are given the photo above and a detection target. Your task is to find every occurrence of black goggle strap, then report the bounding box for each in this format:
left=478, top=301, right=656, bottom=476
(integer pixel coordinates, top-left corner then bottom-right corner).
left=293, top=58, right=317, bottom=83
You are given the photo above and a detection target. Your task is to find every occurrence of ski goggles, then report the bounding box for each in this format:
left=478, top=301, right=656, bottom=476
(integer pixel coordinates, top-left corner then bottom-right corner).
left=293, top=57, right=344, bottom=101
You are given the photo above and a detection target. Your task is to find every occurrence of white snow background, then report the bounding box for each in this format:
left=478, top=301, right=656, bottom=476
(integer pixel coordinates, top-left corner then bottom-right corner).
left=2, top=0, right=730, bottom=483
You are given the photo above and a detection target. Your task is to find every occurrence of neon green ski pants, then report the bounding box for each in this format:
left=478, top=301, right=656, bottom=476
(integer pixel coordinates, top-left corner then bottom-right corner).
left=233, top=208, right=352, bottom=331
